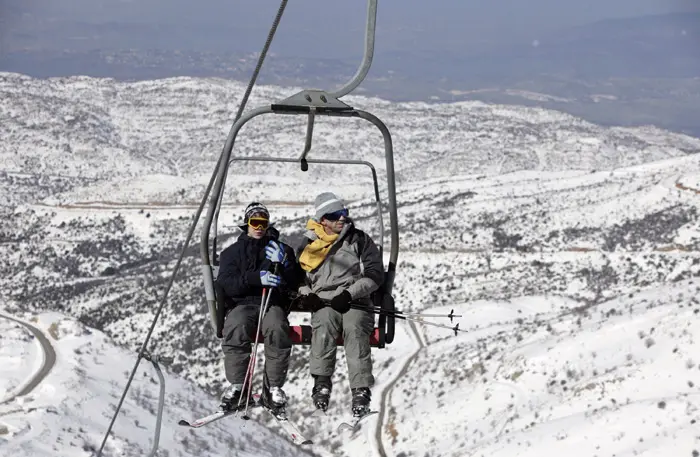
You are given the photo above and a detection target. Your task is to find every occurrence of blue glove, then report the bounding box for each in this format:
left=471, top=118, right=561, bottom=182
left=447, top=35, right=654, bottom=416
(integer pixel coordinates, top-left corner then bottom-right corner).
left=265, top=240, right=286, bottom=264
left=259, top=271, right=281, bottom=288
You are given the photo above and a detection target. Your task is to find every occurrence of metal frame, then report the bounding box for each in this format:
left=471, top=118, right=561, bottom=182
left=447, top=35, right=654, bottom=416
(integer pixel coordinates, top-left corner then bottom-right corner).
left=200, top=107, right=399, bottom=345
left=227, top=157, right=385, bottom=249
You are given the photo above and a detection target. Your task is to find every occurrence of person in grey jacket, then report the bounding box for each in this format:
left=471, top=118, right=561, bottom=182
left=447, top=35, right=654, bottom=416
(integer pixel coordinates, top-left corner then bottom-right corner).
left=296, top=192, right=385, bottom=417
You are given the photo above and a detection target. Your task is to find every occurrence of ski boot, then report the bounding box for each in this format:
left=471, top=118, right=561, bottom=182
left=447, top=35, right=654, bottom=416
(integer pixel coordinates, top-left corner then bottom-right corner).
left=261, top=385, right=288, bottom=418
left=311, top=375, right=332, bottom=412
left=351, top=387, right=372, bottom=418
left=219, top=383, right=248, bottom=412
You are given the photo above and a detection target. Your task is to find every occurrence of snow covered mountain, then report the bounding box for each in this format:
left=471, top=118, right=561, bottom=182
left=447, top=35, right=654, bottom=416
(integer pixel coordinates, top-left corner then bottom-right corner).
left=2, top=71, right=699, bottom=207
left=0, top=310, right=311, bottom=456
left=2, top=72, right=700, bottom=456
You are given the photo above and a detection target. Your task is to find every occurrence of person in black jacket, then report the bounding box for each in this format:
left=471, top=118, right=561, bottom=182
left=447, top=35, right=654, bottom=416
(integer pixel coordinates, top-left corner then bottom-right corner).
left=216, top=202, right=300, bottom=413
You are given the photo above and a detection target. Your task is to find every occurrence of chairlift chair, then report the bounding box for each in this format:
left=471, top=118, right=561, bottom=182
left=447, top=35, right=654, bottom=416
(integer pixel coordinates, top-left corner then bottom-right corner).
left=199, top=0, right=399, bottom=348
left=202, top=99, right=399, bottom=348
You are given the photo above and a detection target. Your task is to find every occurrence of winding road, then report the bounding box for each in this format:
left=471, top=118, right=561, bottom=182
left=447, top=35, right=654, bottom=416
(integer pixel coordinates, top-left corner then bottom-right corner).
left=0, top=313, right=56, bottom=405
left=374, top=320, right=425, bottom=457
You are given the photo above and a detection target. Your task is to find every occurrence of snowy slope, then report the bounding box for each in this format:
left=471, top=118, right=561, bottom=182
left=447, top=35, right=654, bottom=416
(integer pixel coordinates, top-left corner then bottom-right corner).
left=387, top=282, right=700, bottom=457
left=0, top=310, right=312, bottom=457
left=2, top=73, right=700, bottom=456
left=5, top=156, right=699, bottom=455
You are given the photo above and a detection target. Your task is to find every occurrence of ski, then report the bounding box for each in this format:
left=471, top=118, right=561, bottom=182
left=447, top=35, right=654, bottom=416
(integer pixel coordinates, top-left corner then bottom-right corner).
left=178, top=408, right=244, bottom=428
left=179, top=395, right=261, bottom=428
left=337, top=410, right=378, bottom=434
left=263, top=408, right=313, bottom=445
left=180, top=396, right=312, bottom=445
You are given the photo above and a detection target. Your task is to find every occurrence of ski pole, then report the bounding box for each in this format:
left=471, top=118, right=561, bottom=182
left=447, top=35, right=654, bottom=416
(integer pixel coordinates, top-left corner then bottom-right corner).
left=311, top=299, right=466, bottom=335
left=349, top=303, right=462, bottom=322
left=403, top=316, right=466, bottom=335
left=240, top=260, right=283, bottom=419
left=347, top=303, right=466, bottom=335
left=243, top=288, right=273, bottom=419
left=238, top=288, right=270, bottom=416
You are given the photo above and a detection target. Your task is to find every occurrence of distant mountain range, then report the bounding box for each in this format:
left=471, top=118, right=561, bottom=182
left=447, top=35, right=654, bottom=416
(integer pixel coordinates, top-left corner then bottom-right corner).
left=1, top=12, right=698, bottom=136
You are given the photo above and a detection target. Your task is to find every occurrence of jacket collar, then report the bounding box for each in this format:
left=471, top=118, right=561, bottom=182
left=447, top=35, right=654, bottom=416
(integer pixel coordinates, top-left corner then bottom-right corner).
left=304, top=219, right=354, bottom=242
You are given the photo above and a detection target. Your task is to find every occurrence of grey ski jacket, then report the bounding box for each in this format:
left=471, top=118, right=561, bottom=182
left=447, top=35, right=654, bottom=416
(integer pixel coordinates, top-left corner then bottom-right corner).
left=297, top=221, right=384, bottom=302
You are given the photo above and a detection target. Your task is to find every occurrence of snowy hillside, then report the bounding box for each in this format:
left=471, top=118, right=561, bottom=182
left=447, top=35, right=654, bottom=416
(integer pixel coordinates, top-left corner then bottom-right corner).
left=2, top=73, right=700, bottom=456
left=0, top=309, right=311, bottom=456
left=389, top=282, right=700, bottom=457
left=3, top=71, right=700, bottom=210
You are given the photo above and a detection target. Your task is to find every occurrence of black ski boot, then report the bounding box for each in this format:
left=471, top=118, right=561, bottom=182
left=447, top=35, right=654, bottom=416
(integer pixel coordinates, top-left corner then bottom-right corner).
left=351, top=387, right=372, bottom=418
left=311, top=375, right=332, bottom=412
left=219, top=383, right=247, bottom=412
left=261, top=374, right=287, bottom=417
left=262, top=387, right=287, bottom=418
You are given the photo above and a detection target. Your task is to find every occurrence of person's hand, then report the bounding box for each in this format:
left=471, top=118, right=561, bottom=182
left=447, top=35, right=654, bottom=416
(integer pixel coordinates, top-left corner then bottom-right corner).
left=259, top=271, right=282, bottom=287
left=265, top=240, right=285, bottom=263
left=330, top=290, right=352, bottom=314
left=302, top=293, right=324, bottom=312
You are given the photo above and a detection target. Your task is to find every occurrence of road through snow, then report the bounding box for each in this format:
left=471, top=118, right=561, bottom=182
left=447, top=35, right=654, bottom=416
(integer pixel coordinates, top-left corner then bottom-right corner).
left=0, top=312, right=56, bottom=405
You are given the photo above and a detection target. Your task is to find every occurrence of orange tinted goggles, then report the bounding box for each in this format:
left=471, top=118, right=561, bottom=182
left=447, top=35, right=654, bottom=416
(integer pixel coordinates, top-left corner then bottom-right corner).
left=248, top=217, right=269, bottom=230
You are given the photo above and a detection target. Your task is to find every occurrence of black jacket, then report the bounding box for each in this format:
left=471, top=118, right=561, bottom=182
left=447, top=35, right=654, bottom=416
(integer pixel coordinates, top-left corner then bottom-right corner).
left=216, top=227, right=302, bottom=310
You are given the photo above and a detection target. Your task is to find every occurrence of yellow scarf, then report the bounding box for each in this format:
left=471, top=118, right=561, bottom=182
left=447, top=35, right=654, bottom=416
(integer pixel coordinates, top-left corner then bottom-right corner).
left=299, top=219, right=339, bottom=272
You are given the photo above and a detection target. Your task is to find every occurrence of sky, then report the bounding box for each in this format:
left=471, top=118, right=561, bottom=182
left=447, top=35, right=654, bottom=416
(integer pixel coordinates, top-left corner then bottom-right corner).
left=2, top=0, right=699, bottom=57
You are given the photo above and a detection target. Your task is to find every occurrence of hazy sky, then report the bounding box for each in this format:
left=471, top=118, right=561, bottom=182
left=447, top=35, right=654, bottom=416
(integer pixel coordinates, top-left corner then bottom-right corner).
left=18, top=0, right=697, bottom=24
left=2, top=0, right=699, bottom=57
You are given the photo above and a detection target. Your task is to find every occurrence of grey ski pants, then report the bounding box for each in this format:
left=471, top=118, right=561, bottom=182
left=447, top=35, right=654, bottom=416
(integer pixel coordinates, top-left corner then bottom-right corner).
left=310, top=307, right=375, bottom=389
left=221, top=304, right=292, bottom=387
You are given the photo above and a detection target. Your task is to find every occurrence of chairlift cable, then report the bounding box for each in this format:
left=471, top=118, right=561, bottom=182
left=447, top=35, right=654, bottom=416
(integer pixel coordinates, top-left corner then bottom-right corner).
left=96, top=2, right=290, bottom=455
left=213, top=0, right=289, bottom=264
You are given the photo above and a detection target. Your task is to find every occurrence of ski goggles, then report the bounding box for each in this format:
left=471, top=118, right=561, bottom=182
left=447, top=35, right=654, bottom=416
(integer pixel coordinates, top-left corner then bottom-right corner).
left=247, top=217, right=270, bottom=230
left=323, top=208, right=349, bottom=221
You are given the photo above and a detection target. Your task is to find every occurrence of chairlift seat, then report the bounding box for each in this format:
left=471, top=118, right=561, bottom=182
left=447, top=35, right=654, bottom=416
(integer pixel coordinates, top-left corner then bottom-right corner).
left=215, top=281, right=394, bottom=348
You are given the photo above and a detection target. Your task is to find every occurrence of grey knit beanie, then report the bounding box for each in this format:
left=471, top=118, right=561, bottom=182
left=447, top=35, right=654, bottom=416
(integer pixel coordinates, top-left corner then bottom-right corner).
left=314, top=192, right=346, bottom=220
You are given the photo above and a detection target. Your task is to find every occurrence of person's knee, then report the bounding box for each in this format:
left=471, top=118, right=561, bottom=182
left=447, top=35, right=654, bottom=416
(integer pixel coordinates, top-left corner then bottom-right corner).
left=312, top=307, right=341, bottom=331
left=313, top=306, right=335, bottom=320
left=262, top=316, right=291, bottom=347
left=265, top=326, right=292, bottom=349
left=343, top=316, right=373, bottom=339
left=223, top=324, right=254, bottom=348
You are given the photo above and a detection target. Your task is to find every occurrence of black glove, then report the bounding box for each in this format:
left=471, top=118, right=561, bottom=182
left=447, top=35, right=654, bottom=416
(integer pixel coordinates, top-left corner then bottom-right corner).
left=302, top=293, right=324, bottom=312
left=330, top=290, right=352, bottom=314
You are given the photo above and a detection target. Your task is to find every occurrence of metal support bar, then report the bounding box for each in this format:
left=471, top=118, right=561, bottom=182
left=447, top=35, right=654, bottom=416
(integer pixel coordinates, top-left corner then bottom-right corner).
left=299, top=108, right=315, bottom=171
left=201, top=106, right=272, bottom=333
left=143, top=354, right=166, bottom=457
left=330, top=0, right=377, bottom=98
left=355, top=109, right=399, bottom=291
left=272, top=90, right=353, bottom=113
